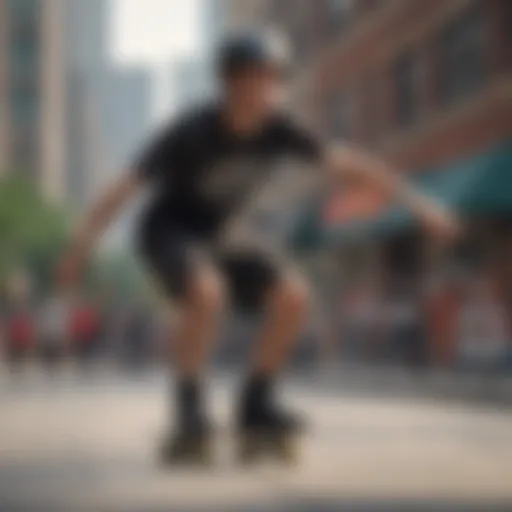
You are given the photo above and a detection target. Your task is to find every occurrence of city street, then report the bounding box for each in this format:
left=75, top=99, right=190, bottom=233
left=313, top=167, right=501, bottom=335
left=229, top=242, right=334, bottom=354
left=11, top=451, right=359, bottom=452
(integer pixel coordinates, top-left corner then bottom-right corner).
left=1, top=368, right=512, bottom=511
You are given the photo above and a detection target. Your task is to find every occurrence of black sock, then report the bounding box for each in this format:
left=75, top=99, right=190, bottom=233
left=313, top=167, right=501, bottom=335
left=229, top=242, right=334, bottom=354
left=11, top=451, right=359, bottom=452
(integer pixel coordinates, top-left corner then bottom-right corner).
left=241, top=373, right=274, bottom=417
left=175, top=378, right=202, bottom=427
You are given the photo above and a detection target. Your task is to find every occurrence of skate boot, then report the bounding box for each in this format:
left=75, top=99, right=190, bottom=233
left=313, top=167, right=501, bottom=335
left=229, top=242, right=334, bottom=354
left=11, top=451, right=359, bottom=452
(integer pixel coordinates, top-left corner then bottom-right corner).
left=159, top=417, right=213, bottom=467
left=159, top=378, right=214, bottom=467
left=237, top=402, right=305, bottom=466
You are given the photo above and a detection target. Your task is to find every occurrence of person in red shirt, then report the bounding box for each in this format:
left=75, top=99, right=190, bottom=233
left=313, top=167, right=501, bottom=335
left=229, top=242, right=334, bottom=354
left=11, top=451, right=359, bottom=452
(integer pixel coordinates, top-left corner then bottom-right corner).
left=70, top=301, right=101, bottom=365
left=4, top=306, right=35, bottom=371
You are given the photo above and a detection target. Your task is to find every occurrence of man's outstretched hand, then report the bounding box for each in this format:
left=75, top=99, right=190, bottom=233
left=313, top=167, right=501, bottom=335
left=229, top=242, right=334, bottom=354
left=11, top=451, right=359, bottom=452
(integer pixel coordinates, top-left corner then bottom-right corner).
left=326, top=145, right=463, bottom=246
left=55, top=173, right=142, bottom=292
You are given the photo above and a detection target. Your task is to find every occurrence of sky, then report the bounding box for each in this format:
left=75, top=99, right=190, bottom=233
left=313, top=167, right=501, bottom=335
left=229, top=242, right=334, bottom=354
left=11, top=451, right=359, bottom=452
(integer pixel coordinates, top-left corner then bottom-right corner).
left=111, top=0, right=201, bottom=65
left=111, top=0, right=203, bottom=117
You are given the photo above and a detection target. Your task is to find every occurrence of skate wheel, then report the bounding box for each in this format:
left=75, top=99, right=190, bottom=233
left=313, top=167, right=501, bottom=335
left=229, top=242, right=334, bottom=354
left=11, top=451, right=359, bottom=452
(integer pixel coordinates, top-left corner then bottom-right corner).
left=273, top=433, right=300, bottom=466
left=237, top=432, right=266, bottom=465
left=237, top=430, right=301, bottom=466
left=159, top=436, right=214, bottom=468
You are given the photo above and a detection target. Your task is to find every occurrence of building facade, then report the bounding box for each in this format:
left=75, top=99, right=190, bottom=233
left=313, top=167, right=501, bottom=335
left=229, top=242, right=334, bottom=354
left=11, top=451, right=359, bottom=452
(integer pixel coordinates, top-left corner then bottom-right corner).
left=0, top=0, right=129, bottom=207
left=64, top=0, right=112, bottom=208
left=221, top=0, right=272, bottom=30
left=224, top=0, right=512, bottom=365
left=0, top=0, right=68, bottom=201
left=315, top=0, right=511, bottom=169
left=253, top=0, right=511, bottom=167
left=39, top=0, right=67, bottom=202
left=248, top=0, right=511, bottom=252
left=0, top=0, right=8, bottom=173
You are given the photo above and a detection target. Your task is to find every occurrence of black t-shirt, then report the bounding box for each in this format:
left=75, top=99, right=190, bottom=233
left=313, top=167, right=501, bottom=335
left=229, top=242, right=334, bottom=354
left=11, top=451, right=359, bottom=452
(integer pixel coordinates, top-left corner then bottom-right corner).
left=134, top=102, right=323, bottom=237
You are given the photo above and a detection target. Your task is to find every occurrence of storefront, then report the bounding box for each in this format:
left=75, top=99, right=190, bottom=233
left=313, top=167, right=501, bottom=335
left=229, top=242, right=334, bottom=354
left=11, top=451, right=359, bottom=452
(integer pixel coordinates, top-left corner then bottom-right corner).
left=292, top=142, right=512, bottom=367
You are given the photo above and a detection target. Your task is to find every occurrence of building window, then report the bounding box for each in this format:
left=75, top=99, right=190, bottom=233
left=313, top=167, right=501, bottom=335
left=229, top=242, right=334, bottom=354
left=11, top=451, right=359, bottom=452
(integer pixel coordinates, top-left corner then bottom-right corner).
left=289, top=21, right=311, bottom=61
left=11, top=85, right=39, bottom=126
left=394, top=51, right=421, bottom=127
left=326, top=0, right=355, bottom=37
left=11, top=29, right=39, bottom=83
left=270, top=0, right=311, bottom=26
left=8, top=0, right=40, bottom=82
left=7, top=0, right=40, bottom=26
left=505, top=0, right=512, bottom=47
left=11, top=129, right=37, bottom=174
left=269, top=0, right=294, bottom=25
left=367, top=0, right=383, bottom=9
left=438, top=4, right=487, bottom=105
left=359, top=0, right=384, bottom=14
left=327, top=92, right=352, bottom=139
left=361, top=71, right=383, bottom=143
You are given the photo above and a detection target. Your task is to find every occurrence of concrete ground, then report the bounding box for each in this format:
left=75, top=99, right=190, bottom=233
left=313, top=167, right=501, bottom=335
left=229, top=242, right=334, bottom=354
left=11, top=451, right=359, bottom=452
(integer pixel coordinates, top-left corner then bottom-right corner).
left=1, top=367, right=512, bottom=512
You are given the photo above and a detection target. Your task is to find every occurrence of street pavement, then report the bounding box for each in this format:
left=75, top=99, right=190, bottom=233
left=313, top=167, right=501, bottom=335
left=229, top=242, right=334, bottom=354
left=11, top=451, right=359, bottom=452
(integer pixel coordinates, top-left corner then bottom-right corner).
left=1, top=367, right=512, bottom=511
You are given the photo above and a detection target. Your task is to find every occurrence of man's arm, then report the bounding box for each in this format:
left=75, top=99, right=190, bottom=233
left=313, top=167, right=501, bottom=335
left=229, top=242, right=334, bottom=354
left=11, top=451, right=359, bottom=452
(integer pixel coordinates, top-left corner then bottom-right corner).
left=58, top=173, right=142, bottom=289
left=58, top=112, right=188, bottom=289
left=324, top=144, right=460, bottom=240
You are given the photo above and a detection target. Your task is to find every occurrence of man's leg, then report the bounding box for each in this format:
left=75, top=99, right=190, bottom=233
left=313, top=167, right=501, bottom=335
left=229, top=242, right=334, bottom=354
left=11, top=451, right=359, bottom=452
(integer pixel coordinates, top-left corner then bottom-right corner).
left=171, top=264, right=225, bottom=424
left=172, top=265, right=225, bottom=380
left=158, top=265, right=225, bottom=463
left=222, top=252, right=310, bottom=447
left=141, top=228, right=225, bottom=462
left=251, top=272, right=309, bottom=376
left=222, top=253, right=309, bottom=378
left=240, top=272, right=309, bottom=426
left=236, top=266, right=310, bottom=463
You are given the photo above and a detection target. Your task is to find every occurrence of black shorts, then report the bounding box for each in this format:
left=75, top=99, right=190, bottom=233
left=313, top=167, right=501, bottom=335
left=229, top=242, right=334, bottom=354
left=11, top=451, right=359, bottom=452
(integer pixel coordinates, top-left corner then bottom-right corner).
left=138, top=221, right=284, bottom=312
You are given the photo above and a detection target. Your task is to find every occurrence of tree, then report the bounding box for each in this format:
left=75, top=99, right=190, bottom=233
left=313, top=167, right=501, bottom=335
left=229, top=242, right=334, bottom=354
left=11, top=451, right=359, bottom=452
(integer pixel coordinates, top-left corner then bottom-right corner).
left=0, top=174, right=69, bottom=297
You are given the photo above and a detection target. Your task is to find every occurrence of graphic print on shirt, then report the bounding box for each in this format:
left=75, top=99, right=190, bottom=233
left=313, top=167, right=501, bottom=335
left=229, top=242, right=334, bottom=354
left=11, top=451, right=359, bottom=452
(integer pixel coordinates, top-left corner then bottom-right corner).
left=216, top=156, right=322, bottom=253
left=199, top=156, right=266, bottom=208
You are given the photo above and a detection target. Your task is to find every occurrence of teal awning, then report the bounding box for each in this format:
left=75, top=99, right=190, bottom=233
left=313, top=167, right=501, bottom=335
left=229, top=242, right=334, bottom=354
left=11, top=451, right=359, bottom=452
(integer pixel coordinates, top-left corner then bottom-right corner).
left=323, top=142, right=512, bottom=245
left=289, top=204, right=324, bottom=251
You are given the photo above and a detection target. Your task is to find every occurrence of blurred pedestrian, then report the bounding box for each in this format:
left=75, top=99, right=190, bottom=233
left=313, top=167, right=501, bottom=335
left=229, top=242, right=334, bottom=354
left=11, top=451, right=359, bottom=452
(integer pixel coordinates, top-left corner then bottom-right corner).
left=3, top=303, right=35, bottom=373
left=122, top=303, right=153, bottom=370
left=387, top=281, right=428, bottom=368
left=37, top=295, right=69, bottom=372
left=71, top=300, right=101, bottom=368
left=458, top=275, right=509, bottom=373
left=344, top=281, right=384, bottom=361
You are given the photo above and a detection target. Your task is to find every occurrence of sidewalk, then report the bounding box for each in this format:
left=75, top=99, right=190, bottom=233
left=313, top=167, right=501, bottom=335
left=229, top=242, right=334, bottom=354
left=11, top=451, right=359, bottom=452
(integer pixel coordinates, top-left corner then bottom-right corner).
left=2, top=357, right=512, bottom=406
left=293, top=362, right=512, bottom=406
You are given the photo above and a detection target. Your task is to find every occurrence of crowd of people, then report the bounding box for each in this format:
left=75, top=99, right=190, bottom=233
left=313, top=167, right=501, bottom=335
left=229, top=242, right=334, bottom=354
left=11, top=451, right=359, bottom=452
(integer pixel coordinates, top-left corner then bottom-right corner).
left=337, top=269, right=512, bottom=373
left=2, top=269, right=512, bottom=376
left=0, top=296, right=164, bottom=373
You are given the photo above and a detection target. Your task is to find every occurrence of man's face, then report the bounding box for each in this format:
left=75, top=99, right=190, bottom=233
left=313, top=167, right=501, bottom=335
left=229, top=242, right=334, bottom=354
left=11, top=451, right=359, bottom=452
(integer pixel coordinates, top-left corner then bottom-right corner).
left=226, top=65, right=285, bottom=119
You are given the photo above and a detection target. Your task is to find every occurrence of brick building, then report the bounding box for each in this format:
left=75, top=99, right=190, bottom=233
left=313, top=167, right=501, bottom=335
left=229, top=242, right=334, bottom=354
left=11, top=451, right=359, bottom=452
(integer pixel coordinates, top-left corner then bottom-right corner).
left=223, top=0, right=512, bottom=259
left=246, top=0, right=511, bottom=202
left=229, top=0, right=512, bottom=364
left=255, top=0, right=510, bottom=161
left=311, top=0, right=512, bottom=289
left=222, top=0, right=273, bottom=30
left=255, top=1, right=511, bottom=245
left=315, top=0, right=511, bottom=166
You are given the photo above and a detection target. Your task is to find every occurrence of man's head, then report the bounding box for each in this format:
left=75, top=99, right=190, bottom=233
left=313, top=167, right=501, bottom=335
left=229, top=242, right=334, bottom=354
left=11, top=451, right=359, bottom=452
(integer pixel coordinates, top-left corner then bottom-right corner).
left=216, top=30, right=292, bottom=122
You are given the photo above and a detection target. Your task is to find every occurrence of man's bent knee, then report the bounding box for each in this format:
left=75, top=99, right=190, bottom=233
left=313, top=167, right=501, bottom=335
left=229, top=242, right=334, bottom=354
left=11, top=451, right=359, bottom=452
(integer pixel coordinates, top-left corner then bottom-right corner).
left=186, top=270, right=226, bottom=315
left=270, top=276, right=310, bottom=318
